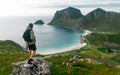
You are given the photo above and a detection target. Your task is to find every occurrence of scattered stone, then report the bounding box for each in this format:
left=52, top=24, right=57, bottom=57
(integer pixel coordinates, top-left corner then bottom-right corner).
left=84, top=58, right=92, bottom=63
left=62, top=62, right=66, bottom=65
left=78, top=58, right=84, bottom=62
left=69, top=55, right=81, bottom=63
left=62, top=62, right=71, bottom=66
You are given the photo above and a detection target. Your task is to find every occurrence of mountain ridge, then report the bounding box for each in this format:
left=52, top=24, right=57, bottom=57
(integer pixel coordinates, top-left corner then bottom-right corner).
left=49, top=7, right=120, bottom=32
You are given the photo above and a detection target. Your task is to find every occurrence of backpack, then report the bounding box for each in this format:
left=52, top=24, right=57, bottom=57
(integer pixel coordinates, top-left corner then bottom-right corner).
left=23, top=30, right=32, bottom=42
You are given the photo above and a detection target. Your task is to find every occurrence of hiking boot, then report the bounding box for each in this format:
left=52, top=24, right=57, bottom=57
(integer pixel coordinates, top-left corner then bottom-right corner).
left=23, top=63, right=33, bottom=68
left=28, top=59, right=34, bottom=64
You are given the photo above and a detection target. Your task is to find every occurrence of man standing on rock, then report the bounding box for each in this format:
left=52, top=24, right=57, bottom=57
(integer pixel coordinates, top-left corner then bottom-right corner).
left=23, top=23, right=37, bottom=64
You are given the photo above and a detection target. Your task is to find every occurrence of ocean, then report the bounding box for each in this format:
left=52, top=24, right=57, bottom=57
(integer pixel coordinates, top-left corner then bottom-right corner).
left=0, top=16, right=84, bottom=54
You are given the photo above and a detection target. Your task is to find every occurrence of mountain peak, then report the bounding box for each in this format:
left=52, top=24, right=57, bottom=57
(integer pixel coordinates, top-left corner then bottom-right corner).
left=95, top=8, right=106, bottom=12
left=66, top=7, right=79, bottom=10
left=61, top=7, right=83, bottom=19
left=87, top=8, right=106, bottom=17
left=49, top=7, right=83, bottom=28
left=53, top=7, right=83, bottom=20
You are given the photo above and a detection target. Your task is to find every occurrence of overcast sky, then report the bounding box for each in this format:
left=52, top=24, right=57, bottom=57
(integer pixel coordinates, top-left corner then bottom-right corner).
left=0, top=0, right=120, bottom=16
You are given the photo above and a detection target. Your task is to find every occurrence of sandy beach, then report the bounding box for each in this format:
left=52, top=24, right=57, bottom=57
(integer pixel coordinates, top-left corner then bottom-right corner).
left=39, top=30, right=92, bottom=55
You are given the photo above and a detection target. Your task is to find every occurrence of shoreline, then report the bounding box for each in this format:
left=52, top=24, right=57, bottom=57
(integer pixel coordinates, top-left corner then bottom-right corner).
left=38, top=30, right=92, bottom=55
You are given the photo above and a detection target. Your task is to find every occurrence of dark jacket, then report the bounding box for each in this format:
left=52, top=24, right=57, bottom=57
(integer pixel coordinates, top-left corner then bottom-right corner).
left=26, top=26, right=36, bottom=45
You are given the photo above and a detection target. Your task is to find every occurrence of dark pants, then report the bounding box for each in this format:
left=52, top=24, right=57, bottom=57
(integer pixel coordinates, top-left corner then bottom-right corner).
left=28, top=44, right=37, bottom=50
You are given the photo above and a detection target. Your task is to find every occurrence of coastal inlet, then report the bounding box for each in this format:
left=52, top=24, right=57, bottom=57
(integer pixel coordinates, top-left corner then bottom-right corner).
left=33, top=24, right=84, bottom=54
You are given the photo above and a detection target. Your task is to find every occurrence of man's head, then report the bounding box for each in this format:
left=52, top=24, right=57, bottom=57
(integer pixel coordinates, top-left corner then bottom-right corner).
left=29, top=23, right=33, bottom=28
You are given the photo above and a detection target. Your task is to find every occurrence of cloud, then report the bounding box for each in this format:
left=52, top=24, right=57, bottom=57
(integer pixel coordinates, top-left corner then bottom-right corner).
left=29, top=0, right=120, bottom=9
left=23, top=0, right=120, bottom=15
left=0, top=0, right=119, bottom=16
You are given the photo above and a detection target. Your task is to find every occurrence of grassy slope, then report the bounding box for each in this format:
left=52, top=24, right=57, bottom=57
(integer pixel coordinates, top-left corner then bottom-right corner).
left=45, top=47, right=120, bottom=75
left=0, top=40, right=28, bottom=74
left=86, top=33, right=120, bottom=65
left=0, top=40, right=26, bottom=53
left=45, top=54, right=120, bottom=75
left=86, top=33, right=120, bottom=50
left=0, top=53, right=28, bottom=75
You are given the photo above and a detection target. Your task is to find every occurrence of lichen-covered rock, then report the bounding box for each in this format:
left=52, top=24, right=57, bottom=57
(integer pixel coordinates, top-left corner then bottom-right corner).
left=12, top=58, right=52, bottom=75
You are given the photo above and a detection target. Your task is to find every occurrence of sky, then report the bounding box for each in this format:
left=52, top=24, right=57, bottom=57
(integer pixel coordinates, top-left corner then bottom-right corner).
left=0, top=0, right=120, bottom=16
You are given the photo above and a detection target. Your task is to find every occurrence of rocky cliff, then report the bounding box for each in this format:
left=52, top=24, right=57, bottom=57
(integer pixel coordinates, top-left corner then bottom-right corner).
left=49, top=7, right=120, bottom=32
left=49, top=7, right=83, bottom=29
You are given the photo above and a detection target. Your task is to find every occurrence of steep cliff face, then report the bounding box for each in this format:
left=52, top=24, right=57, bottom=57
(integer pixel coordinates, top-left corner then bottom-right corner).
left=49, top=7, right=83, bottom=29
left=49, top=7, right=120, bottom=32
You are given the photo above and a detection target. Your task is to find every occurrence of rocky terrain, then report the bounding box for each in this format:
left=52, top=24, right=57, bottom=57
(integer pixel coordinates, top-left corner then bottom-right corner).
left=12, top=57, right=52, bottom=75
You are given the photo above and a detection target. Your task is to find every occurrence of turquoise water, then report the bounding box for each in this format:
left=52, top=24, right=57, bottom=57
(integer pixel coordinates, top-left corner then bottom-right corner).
left=0, top=16, right=84, bottom=54
left=34, top=25, right=84, bottom=53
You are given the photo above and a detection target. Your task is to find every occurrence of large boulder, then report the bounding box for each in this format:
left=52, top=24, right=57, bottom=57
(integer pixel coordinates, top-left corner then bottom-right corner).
left=12, top=58, right=52, bottom=75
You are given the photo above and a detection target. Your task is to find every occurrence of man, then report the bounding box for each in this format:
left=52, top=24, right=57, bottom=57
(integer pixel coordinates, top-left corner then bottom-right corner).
left=23, top=23, right=36, bottom=64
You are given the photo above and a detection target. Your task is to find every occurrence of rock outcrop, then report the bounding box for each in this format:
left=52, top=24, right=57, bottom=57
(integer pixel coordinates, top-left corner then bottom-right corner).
left=12, top=58, right=52, bottom=75
left=49, top=7, right=83, bottom=29
left=34, top=20, right=44, bottom=25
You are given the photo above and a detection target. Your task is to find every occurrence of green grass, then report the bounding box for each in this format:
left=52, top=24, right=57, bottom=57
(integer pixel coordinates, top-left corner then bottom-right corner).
left=0, top=40, right=26, bottom=53
left=111, top=54, right=120, bottom=63
left=45, top=56, right=120, bottom=75
left=0, top=53, right=28, bottom=75
left=97, top=47, right=109, bottom=53
left=86, top=33, right=120, bottom=50
left=84, top=32, right=120, bottom=66
left=79, top=45, right=113, bottom=59
left=0, top=40, right=28, bottom=75
left=98, top=58, right=120, bottom=66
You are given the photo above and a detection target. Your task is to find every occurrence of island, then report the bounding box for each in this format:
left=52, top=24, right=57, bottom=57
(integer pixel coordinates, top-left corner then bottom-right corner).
left=34, top=20, right=44, bottom=25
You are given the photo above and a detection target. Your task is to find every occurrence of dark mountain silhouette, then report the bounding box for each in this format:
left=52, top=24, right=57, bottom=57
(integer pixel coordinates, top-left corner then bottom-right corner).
left=49, top=7, right=83, bottom=29
left=49, top=7, right=120, bottom=32
left=80, top=8, right=120, bottom=32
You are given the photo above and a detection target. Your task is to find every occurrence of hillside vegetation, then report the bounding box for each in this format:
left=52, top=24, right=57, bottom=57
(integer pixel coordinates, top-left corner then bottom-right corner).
left=0, top=40, right=26, bottom=53
left=45, top=56, right=120, bottom=75
left=0, top=40, right=28, bottom=74
left=45, top=32, right=120, bottom=75
left=87, top=33, right=120, bottom=50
